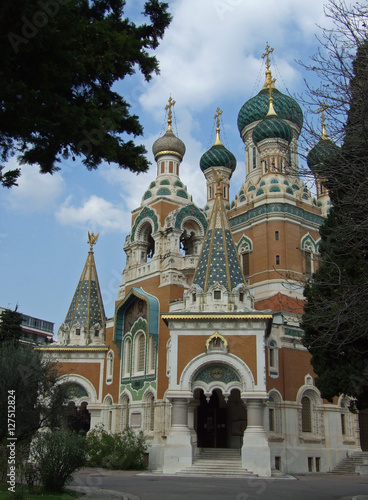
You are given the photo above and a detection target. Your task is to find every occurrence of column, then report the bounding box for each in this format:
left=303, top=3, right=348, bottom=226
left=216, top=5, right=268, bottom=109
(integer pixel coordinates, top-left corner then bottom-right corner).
left=163, top=396, right=193, bottom=474
left=241, top=398, right=271, bottom=477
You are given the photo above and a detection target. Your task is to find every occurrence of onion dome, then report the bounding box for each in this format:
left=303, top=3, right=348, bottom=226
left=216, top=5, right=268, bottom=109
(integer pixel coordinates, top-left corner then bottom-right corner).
left=152, top=128, right=186, bottom=161
left=252, top=88, right=293, bottom=145
left=200, top=108, right=237, bottom=172
left=252, top=114, right=293, bottom=145
left=200, top=144, right=237, bottom=172
left=307, top=137, right=340, bottom=173
left=307, top=106, right=340, bottom=174
left=152, top=97, right=186, bottom=161
left=238, top=87, right=303, bottom=134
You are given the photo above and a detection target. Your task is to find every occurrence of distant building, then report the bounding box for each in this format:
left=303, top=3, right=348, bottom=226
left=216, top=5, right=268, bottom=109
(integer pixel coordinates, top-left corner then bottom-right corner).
left=0, top=307, right=54, bottom=345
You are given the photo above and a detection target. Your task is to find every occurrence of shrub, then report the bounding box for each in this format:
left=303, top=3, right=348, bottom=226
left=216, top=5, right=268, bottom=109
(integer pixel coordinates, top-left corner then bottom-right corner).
left=30, top=430, right=86, bottom=492
left=86, top=426, right=147, bottom=470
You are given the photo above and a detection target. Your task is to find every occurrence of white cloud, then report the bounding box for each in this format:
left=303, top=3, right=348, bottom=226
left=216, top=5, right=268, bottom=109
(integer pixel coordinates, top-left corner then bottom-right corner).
left=56, top=195, right=130, bottom=232
left=139, top=0, right=327, bottom=118
left=3, top=160, right=65, bottom=212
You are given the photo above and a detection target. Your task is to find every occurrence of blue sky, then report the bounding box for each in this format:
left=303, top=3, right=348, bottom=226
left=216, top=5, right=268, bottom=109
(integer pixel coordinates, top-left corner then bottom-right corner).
left=0, top=0, right=331, bottom=336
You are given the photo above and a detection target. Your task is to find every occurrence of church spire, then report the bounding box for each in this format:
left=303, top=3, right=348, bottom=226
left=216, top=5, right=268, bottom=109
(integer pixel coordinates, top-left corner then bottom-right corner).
left=192, top=169, right=245, bottom=293
left=59, top=232, right=106, bottom=345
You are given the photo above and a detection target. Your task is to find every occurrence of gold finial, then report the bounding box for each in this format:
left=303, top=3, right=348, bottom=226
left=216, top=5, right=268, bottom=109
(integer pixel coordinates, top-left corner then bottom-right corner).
left=262, top=43, right=276, bottom=90
left=165, top=96, right=176, bottom=132
left=317, top=103, right=328, bottom=139
left=267, top=78, right=277, bottom=116
left=214, top=107, right=223, bottom=145
left=262, top=43, right=274, bottom=71
left=88, top=232, right=99, bottom=251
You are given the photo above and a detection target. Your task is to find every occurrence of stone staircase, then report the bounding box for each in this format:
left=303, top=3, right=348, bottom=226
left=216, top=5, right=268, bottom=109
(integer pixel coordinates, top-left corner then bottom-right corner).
left=177, top=448, right=257, bottom=478
left=330, top=452, right=368, bottom=475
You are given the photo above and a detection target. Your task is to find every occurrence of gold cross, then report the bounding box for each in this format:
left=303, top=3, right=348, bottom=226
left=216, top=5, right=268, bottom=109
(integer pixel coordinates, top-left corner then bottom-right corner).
left=214, top=107, right=223, bottom=129
left=165, top=96, right=176, bottom=128
left=317, top=103, right=328, bottom=138
left=262, top=43, right=274, bottom=71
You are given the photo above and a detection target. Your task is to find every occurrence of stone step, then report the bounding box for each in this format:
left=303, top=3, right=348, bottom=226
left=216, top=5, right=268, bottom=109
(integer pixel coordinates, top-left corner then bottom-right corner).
left=330, top=452, right=368, bottom=475
left=175, top=448, right=257, bottom=478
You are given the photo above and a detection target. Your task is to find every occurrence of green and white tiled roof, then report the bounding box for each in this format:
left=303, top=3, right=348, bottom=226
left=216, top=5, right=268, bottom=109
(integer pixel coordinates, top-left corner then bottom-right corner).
left=193, top=189, right=245, bottom=292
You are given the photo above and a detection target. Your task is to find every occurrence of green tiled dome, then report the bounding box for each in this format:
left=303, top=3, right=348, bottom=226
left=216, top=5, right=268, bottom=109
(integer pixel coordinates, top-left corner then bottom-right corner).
left=237, top=88, right=303, bottom=134
left=307, top=137, right=340, bottom=173
left=252, top=115, right=293, bottom=145
left=200, top=144, right=237, bottom=172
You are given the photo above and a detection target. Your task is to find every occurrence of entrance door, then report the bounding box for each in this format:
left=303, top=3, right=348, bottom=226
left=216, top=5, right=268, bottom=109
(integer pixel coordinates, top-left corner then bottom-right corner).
left=197, top=390, right=227, bottom=448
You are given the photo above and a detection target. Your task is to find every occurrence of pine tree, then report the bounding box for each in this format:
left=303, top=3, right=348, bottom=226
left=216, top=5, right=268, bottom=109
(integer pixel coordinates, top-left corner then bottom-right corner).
left=0, top=307, right=23, bottom=345
left=302, top=40, right=368, bottom=410
left=0, top=0, right=171, bottom=187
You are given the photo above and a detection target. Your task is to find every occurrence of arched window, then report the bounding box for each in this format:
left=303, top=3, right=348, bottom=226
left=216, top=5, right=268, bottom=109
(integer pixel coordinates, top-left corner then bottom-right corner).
left=120, top=395, right=130, bottom=432
left=123, top=338, right=132, bottom=377
left=268, top=341, right=278, bottom=376
left=301, top=396, right=312, bottom=432
left=138, top=221, right=155, bottom=262
left=104, top=396, right=113, bottom=432
left=106, top=350, right=114, bottom=384
left=268, top=391, right=282, bottom=435
left=134, top=332, right=146, bottom=374
left=144, top=392, right=155, bottom=432
left=148, top=336, right=155, bottom=374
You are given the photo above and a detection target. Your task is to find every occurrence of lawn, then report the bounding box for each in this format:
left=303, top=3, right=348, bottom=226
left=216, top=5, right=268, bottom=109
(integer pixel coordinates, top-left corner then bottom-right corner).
left=0, top=483, right=83, bottom=499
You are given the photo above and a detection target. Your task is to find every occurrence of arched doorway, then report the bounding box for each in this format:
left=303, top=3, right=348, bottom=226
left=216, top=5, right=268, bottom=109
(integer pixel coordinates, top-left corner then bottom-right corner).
left=62, top=401, right=91, bottom=434
left=196, top=388, right=247, bottom=449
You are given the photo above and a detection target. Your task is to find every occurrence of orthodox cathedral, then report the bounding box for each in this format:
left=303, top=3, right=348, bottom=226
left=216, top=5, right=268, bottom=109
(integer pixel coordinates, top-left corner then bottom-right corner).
left=40, top=48, right=362, bottom=476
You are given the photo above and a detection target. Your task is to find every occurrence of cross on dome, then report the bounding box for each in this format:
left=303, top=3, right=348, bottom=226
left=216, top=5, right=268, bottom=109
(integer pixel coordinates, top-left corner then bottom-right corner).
left=165, top=96, right=176, bottom=131
left=262, top=43, right=274, bottom=71
left=317, top=103, right=328, bottom=139
left=214, top=107, right=223, bottom=145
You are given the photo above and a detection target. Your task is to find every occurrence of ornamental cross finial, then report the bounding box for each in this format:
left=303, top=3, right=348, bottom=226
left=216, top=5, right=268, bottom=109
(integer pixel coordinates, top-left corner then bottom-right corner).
left=317, top=102, right=328, bottom=139
left=213, top=107, right=223, bottom=145
left=262, top=43, right=274, bottom=71
left=165, top=96, right=176, bottom=130
left=88, top=231, right=99, bottom=251
left=214, top=107, right=223, bottom=129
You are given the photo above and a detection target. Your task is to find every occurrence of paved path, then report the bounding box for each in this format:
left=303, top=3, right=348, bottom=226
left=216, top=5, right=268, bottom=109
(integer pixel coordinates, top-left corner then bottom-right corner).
left=71, top=468, right=368, bottom=500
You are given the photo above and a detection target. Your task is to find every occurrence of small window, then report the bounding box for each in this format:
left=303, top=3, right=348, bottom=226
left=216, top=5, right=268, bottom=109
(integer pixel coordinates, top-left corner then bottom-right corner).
left=242, top=252, right=250, bottom=277
left=275, top=255, right=280, bottom=265
left=252, top=147, right=256, bottom=169
left=275, top=231, right=279, bottom=241
left=76, top=328, right=81, bottom=336
left=94, top=328, right=99, bottom=337
left=302, top=396, right=312, bottom=432
left=269, top=408, right=275, bottom=432
left=192, top=293, right=196, bottom=303
left=305, top=251, right=312, bottom=277
left=341, top=414, right=346, bottom=435
left=239, top=292, right=244, bottom=302
left=214, top=290, right=221, bottom=300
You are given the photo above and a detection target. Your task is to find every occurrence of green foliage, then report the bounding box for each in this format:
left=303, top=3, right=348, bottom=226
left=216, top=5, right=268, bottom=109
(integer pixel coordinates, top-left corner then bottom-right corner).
left=0, top=0, right=171, bottom=187
left=0, top=307, right=23, bottom=345
left=0, top=343, right=68, bottom=444
left=30, top=430, right=86, bottom=492
left=303, top=37, right=368, bottom=409
left=86, top=425, right=147, bottom=470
